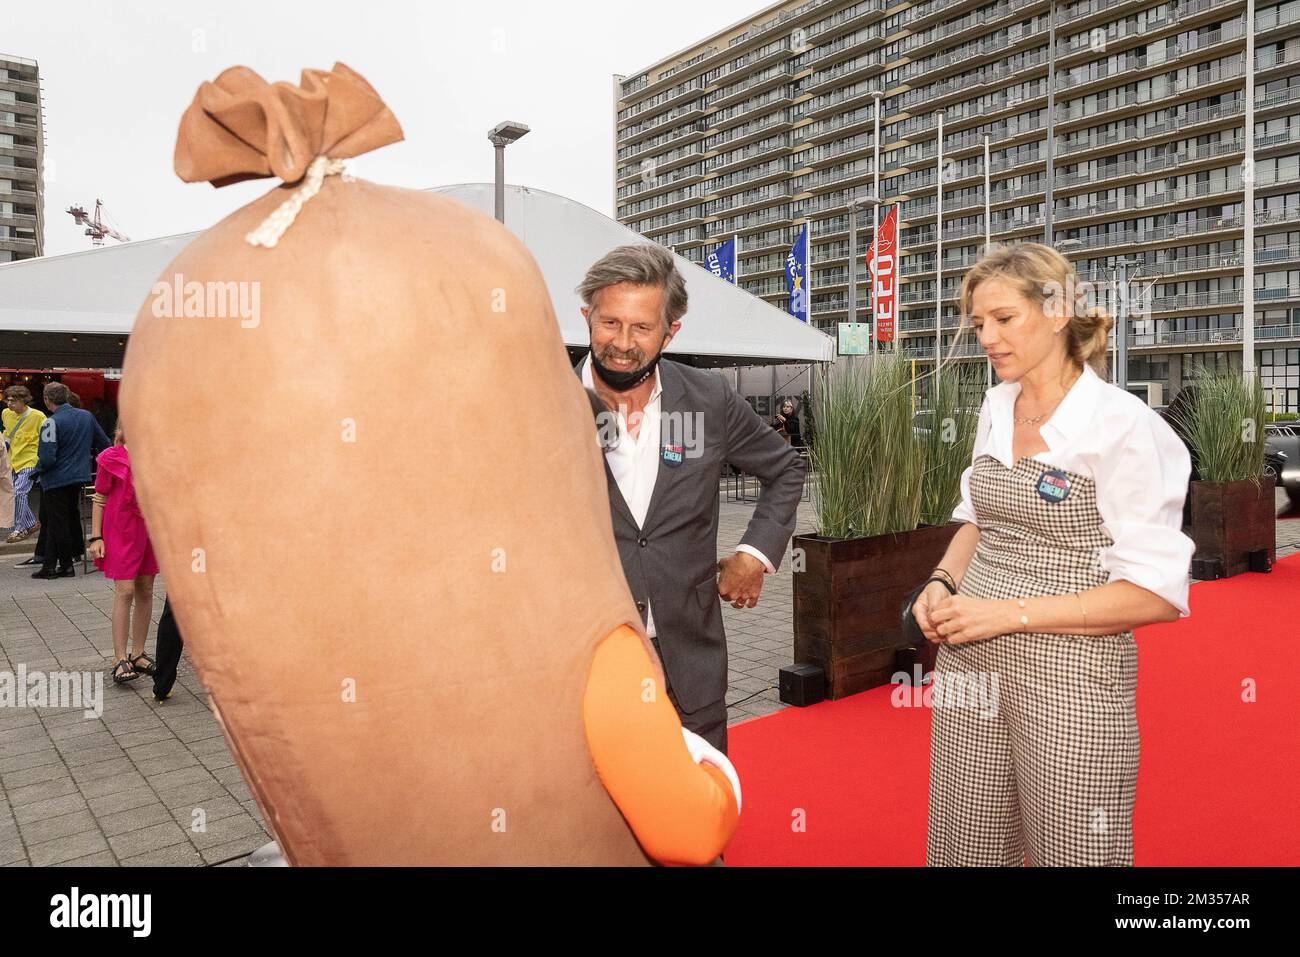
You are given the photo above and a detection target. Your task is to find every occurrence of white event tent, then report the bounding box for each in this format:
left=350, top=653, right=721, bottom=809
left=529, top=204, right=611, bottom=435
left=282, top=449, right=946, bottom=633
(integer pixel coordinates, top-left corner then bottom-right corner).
left=0, top=183, right=834, bottom=367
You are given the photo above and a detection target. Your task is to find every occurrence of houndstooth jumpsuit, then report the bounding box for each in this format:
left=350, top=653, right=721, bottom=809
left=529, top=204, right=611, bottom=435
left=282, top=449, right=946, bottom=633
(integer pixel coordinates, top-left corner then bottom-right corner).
left=926, top=453, right=1140, bottom=867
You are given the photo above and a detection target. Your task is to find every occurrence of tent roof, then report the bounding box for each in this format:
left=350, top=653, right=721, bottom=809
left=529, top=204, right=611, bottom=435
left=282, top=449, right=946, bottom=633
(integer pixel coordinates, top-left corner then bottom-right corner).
left=0, top=183, right=834, bottom=364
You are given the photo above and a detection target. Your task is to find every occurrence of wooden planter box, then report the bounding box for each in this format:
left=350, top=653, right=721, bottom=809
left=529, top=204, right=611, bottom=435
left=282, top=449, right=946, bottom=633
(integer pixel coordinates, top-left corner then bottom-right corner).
left=1190, top=476, right=1276, bottom=579
left=793, top=523, right=961, bottom=699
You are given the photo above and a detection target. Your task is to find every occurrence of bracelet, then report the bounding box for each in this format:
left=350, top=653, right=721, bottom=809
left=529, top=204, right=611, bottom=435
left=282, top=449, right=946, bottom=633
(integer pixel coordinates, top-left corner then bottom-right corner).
left=922, top=576, right=957, bottom=596
left=87, top=536, right=103, bottom=544
left=932, top=567, right=958, bottom=590
left=1015, top=598, right=1028, bottom=629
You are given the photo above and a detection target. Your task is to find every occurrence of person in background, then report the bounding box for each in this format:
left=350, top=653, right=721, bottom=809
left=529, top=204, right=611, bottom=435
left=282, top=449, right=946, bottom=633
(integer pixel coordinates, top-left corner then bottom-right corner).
left=0, top=435, right=13, bottom=538
left=775, top=399, right=802, bottom=449
left=87, top=421, right=159, bottom=683
left=151, top=599, right=184, bottom=703
left=32, top=382, right=111, bottom=580
left=3, top=385, right=45, bottom=543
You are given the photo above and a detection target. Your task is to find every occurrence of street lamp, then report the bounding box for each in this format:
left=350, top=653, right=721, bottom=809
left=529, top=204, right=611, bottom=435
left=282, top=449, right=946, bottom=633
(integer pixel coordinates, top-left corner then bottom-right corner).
left=1112, top=257, right=1142, bottom=393
left=488, top=120, right=530, bottom=223
left=847, top=192, right=882, bottom=348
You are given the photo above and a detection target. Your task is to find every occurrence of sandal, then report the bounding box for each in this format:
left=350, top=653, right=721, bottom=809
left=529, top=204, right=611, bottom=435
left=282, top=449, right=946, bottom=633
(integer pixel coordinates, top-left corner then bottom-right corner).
left=111, top=659, right=139, bottom=684
left=130, top=652, right=157, bottom=676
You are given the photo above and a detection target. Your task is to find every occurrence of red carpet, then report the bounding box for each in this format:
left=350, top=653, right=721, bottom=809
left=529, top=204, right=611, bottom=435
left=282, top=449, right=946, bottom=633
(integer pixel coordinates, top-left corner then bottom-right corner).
left=727, top=554, right=1300, bottom=866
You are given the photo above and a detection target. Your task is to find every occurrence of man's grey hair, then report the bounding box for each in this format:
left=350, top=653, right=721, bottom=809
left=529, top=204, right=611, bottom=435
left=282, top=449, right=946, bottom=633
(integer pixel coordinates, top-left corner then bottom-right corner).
left=43, top=382, right=70, bottom=407
left=577, top=243, right=689, bottom=331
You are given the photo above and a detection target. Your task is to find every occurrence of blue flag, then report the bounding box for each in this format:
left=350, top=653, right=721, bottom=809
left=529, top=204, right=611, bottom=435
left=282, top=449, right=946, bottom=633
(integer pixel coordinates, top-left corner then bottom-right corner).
left=785, top=224, right=810, bottom=323
left=705, top=237, right=737, bottom=283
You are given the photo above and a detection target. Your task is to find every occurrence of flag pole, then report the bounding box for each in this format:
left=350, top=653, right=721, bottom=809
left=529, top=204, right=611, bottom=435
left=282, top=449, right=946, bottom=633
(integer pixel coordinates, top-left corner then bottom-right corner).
left=805, top=222, right=812, bottom=323
left=984, top=134, right=993, bottom=388
left=935, top=110, right=945, bottom=377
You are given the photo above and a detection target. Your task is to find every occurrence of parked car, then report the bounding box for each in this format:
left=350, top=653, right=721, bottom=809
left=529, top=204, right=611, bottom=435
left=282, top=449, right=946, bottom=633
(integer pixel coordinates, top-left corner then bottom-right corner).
left=1265, top=422, right=1300, bottom=517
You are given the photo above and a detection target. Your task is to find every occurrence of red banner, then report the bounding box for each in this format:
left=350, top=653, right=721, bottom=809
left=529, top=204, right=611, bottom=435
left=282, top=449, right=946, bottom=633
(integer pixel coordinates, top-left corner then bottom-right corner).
left=867, top=206, right=898, bottom=343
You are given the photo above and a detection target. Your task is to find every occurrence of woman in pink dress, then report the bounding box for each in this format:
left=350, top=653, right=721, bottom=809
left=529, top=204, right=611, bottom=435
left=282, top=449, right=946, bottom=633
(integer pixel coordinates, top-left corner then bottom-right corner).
left=87, top=424, right=160, bottom=684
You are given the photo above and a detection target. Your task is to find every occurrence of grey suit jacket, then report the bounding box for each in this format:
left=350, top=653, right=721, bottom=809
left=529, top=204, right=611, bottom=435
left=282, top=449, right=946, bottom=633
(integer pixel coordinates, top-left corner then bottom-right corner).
left=579, top=357, right=805, bottom=713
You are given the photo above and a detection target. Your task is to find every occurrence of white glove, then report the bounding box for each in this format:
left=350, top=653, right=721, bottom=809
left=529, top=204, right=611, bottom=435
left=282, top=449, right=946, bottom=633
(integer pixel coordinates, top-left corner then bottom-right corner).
left=681, top=727, right=742, bottom=814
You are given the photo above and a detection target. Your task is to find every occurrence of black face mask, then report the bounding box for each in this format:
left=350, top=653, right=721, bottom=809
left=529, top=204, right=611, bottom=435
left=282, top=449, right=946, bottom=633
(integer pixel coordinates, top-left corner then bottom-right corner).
left=590, top=336, right=667, bottom=392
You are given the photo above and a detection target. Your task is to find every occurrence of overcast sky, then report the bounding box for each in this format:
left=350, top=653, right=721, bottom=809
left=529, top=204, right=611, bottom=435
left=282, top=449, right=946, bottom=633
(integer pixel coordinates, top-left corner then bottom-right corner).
left=4, top=0, right=765, bottom=257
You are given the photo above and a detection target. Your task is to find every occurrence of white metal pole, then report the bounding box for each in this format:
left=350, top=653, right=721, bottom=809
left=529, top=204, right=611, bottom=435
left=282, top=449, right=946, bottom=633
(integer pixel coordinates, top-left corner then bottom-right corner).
left=847, top=200, right=858, bottom=327
left=1244, top=0, right=1257, bottom=378
left=612, top=75, right=623, bottom=222
left=872, top=90, right=886, bottom=353
left=1044, top=0, right=1057, bottom=245
left=1117, top=259, right=1130, bottom=391
left=935, top=111, right=944, bottom=372
left=1111, top=273, right=1119, bottom=382
left=984, top=134, right=993, bottom=387
left=799, top=221, right=812, bottom=325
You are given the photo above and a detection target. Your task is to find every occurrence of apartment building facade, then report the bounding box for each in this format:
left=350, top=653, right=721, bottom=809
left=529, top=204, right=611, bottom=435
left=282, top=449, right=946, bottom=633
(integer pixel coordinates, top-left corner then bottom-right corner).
left=614, top=0, right=1300, bottom=413
left=0, top=54, right=43, bottom=263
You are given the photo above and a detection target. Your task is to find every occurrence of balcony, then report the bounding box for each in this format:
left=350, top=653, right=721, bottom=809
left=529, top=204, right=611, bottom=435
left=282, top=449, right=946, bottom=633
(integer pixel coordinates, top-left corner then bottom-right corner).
left=810, top=214, right=850, bottom=238
left=705, top=158, right=790, bottom=196
left=617, top=162, right=705, bottom=203
left=1057, top=180, right=1247, bottom=224
left=804, top=81, right=878, bottom=119
left=1060, top=210, right=1261, bottom=253
left=1256, top=1, right=1300, bottom=35
left=618, top=100, right=707, bottom=147
left=619, top=75, right=706, bottom=124
left=805, top=0, right=885, bottom=43
left=620, top=183, right=705, bottom=220
left=799, top=158, right=876, bottom=194
left=802, top=53, right=882, bottom=97
left=1056, top=56, right=1247, bottom=127
left=706, top=185, right=791, bottom=218
left=1055, top=139, right=1243, bottom=192
left=1130, top=323, right=1300, bottom=350
left=803, top=130, right=876, bottom=169
left=708, top=63, right=795, bottom=110
left=704, top=112, right=792, bottom=152
left=794, top=103, right=877, bottom=145
left=704, top=135, right=791, bottom=177
left=616, top=120, right=708, bottom=164
left=616, top=141, right=704, bottom=184
left=706, top=204, right=793, bottom=236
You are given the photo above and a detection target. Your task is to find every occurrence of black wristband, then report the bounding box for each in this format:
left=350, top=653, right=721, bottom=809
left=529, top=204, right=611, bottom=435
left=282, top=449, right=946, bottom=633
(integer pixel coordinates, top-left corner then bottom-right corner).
left=87, top=536, right=103, bottom=544
left=922, top=576, right=957, bottom=596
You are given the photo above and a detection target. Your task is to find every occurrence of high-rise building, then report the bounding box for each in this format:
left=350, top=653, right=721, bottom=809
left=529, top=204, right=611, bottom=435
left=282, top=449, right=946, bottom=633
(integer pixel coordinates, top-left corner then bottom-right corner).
left=614, top=0, right=1300, bottom=413
left=0, top=53, right=44, bottom=263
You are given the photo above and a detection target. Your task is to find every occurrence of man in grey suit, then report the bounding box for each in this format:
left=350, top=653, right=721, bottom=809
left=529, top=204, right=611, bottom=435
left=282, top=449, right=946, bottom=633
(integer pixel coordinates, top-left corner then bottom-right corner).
left=576, top=244, right=805, bottom=753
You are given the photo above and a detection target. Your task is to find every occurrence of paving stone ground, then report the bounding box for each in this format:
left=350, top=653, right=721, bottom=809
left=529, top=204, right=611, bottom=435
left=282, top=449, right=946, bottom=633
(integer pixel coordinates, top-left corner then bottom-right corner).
left=1, top=488, right=1296, bottom=866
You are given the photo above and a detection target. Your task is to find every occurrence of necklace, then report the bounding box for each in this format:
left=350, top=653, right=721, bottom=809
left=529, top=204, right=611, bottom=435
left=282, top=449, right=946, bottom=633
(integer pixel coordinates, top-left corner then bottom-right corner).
left=1013, top=370, right=1080, bottom=426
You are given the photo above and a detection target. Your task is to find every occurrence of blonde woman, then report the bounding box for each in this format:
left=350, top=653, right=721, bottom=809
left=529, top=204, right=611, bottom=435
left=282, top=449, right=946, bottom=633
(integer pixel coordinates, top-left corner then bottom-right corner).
left=911, top=244, right=1194, bottom=866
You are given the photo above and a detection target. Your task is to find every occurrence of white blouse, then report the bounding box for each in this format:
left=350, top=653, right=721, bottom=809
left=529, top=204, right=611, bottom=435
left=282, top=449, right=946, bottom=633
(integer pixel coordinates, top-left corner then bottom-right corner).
left=952, top=363, right=1196, bottom=617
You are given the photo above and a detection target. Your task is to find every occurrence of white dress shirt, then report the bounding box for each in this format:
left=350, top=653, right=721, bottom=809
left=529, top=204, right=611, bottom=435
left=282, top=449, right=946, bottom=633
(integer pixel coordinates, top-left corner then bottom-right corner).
left=952, top=362, right=1195, bottom=617
left=582, top=357, right=773, bottom=637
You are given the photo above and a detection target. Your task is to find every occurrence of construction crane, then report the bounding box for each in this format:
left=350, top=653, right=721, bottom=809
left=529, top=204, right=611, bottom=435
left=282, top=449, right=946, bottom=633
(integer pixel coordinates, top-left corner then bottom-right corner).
left=66, top=199, right=130, bottom=246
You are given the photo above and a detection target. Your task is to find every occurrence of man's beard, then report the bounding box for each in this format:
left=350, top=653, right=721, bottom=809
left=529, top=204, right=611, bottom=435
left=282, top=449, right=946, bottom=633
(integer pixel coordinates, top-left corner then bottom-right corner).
left=590, top=338, right=664, bottom=391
